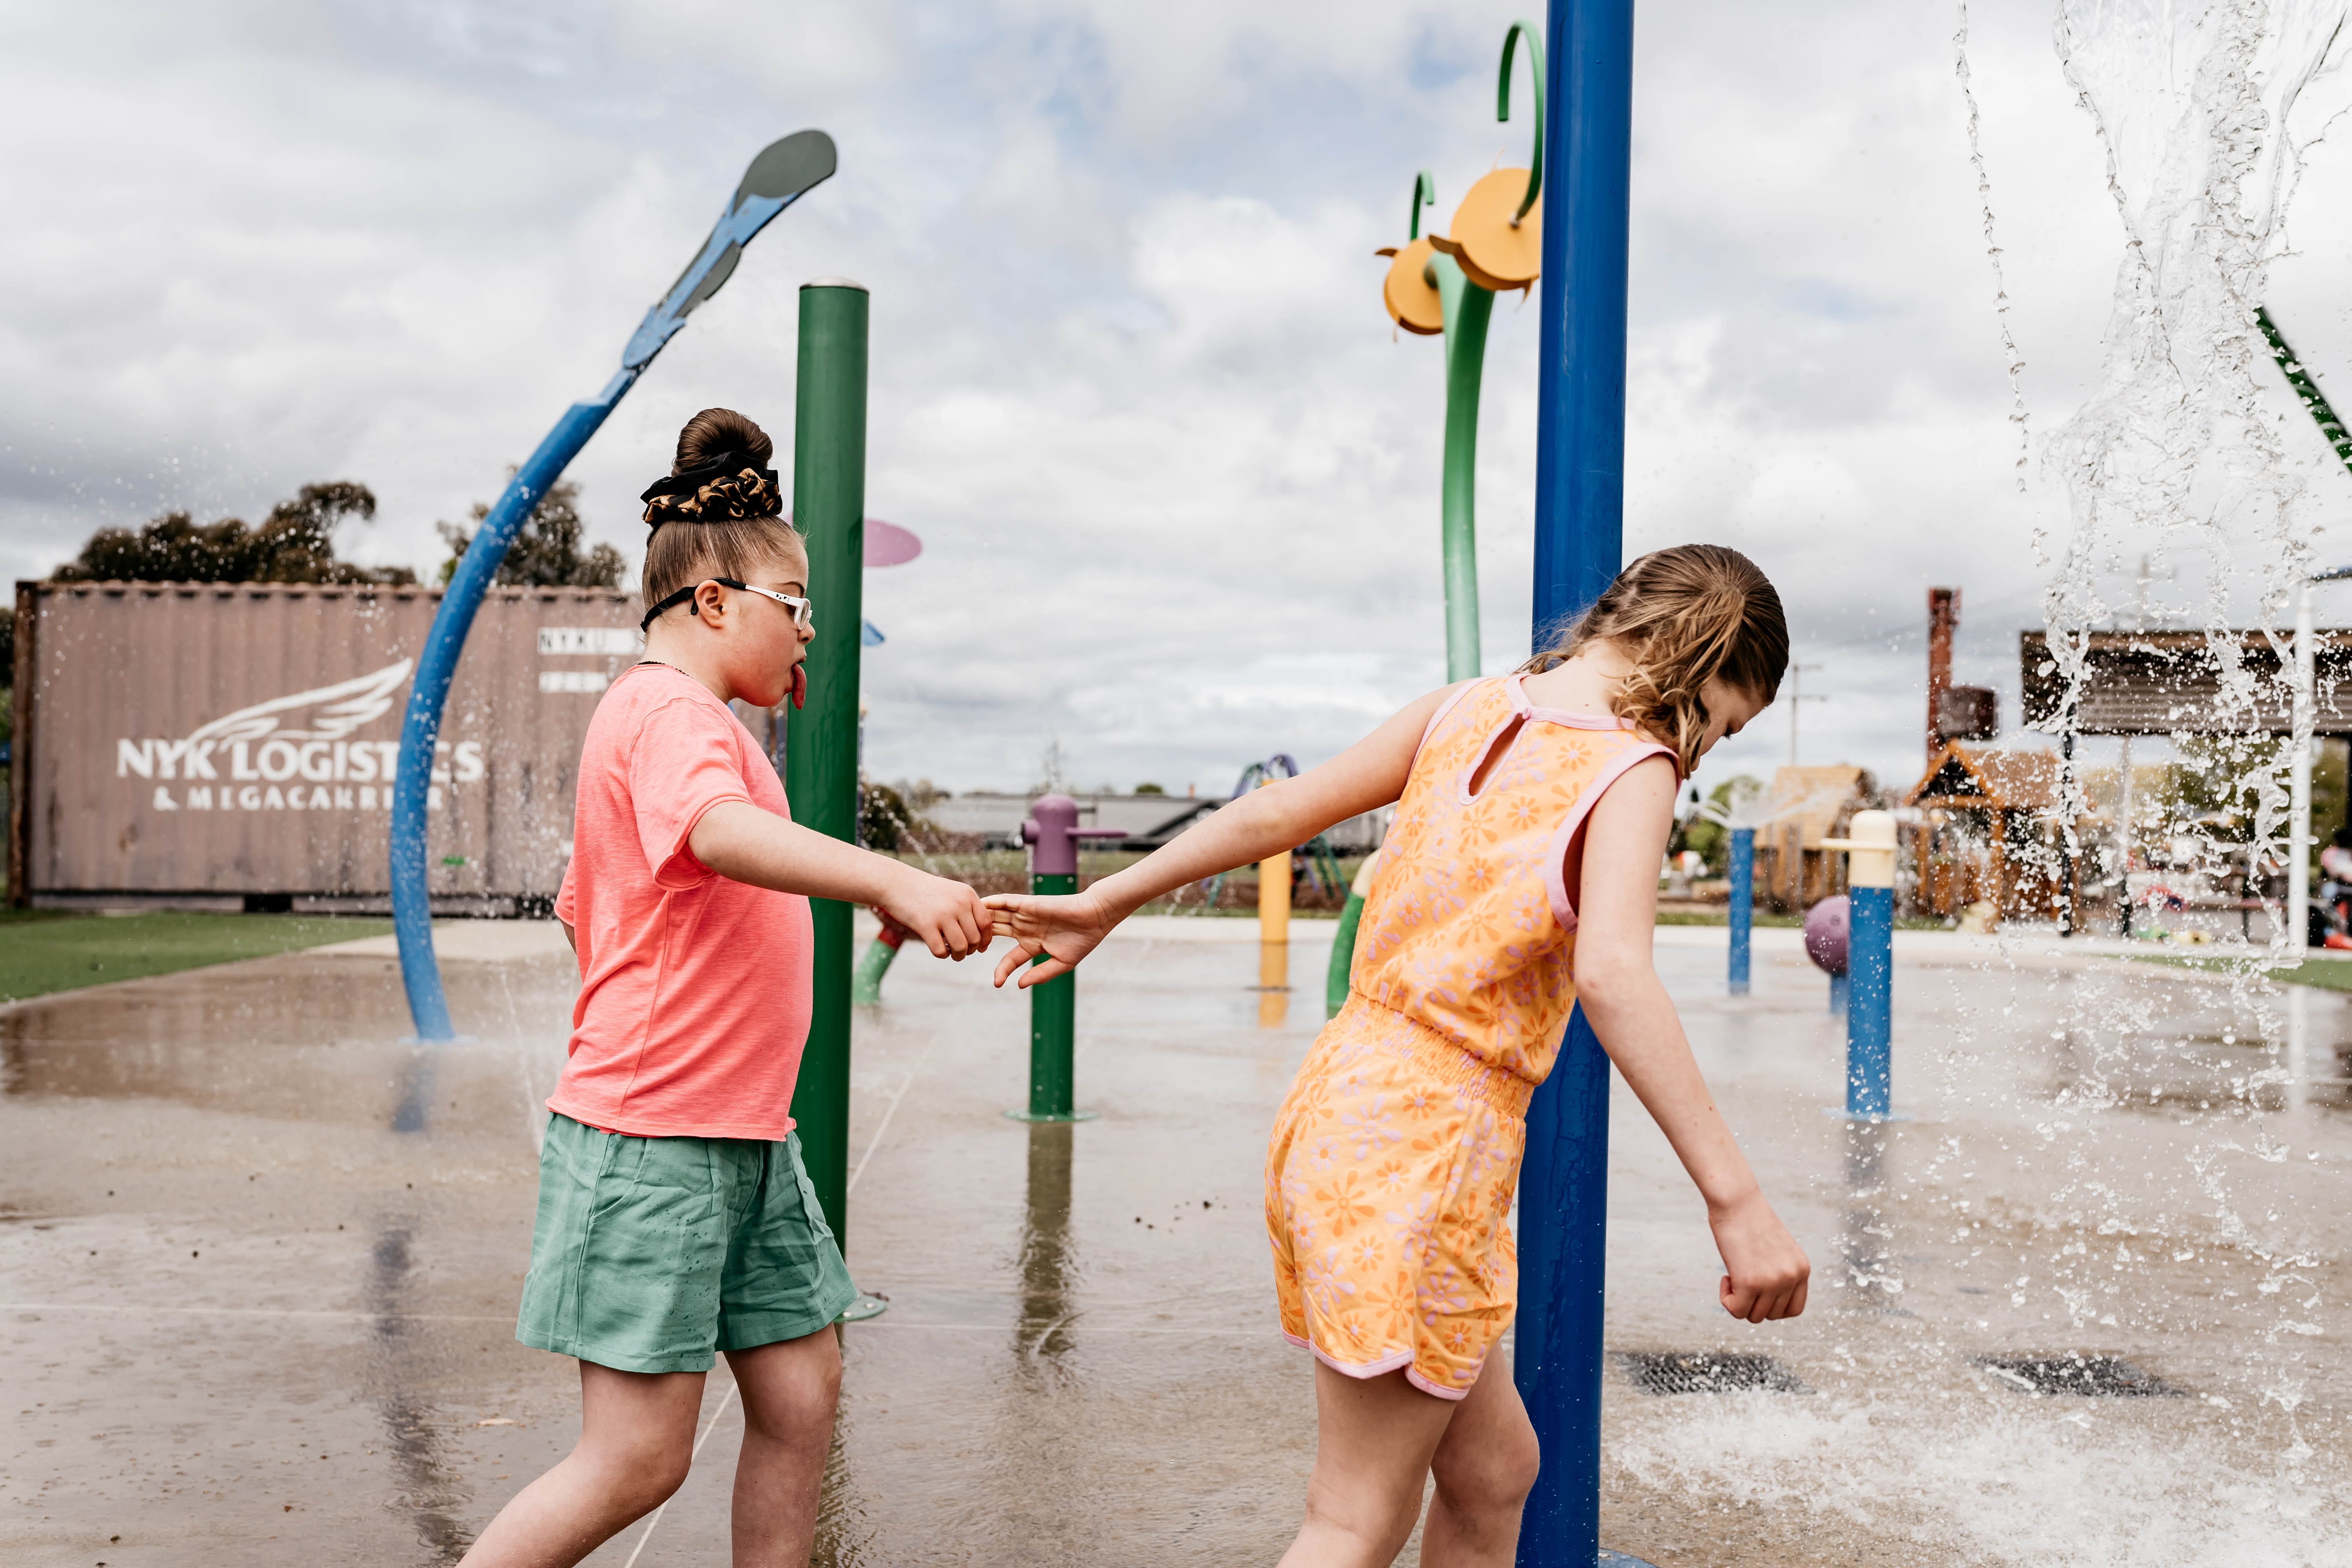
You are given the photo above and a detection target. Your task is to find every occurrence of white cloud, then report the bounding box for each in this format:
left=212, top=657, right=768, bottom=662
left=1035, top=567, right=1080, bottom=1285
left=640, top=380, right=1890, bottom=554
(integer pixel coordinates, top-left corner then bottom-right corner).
left=6, top=0, right=2348, bottom=801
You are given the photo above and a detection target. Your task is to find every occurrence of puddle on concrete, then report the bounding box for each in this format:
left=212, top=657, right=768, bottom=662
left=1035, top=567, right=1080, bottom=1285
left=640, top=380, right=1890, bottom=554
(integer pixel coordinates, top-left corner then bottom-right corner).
left=2, top=927, right=2347, bottom=1564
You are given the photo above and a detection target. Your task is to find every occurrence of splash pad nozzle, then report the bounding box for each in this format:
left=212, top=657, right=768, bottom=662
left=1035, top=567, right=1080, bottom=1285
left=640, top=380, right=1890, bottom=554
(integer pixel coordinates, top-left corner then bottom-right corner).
left=389, top=131, right=838, bottom=1043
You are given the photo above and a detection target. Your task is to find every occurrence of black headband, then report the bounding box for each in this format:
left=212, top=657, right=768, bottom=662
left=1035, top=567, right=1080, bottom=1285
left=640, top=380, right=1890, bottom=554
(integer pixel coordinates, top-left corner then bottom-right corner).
left=640, top=575, right=760, bottom=632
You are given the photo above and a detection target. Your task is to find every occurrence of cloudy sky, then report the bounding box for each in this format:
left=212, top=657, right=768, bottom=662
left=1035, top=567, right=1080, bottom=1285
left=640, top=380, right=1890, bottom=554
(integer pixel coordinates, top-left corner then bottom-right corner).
left=11, top=0, right=2352, bottom=802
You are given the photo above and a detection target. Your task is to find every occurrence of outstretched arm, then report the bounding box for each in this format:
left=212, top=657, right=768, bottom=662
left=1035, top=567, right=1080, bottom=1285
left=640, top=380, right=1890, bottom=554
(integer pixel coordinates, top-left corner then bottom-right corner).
left=691, top=801, right=992, bottom=958
left=987, top=683, right=1461, bottom=987
left=1572, top=756, right=1811, bottom=1322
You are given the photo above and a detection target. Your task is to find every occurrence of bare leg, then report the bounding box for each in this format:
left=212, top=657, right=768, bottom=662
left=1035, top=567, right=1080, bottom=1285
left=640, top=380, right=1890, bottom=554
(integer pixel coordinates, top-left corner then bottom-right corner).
left=1420, top=1352, right=1539, bottom=1567
left=460, top=1361, right=705, bottom=1568
left=1278, top=1361, right=1459, bottom=1568
left=725, top=1327, right=844, bottom=1567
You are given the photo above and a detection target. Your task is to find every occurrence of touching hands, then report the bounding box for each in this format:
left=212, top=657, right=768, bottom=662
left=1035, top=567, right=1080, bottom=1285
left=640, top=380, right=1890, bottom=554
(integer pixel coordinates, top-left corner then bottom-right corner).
left=984, top=891, right=1116, bottom=988
left=1709, top=1189, right=1811, bottom=1323
left=880, top=867, right=994, bottom=960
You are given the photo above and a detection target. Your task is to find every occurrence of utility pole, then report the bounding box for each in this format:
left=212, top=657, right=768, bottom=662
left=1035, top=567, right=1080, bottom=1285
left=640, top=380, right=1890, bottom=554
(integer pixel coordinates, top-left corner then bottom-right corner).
left=2117, top=556, right=2150, bottom=938
left=1789, top=662, right=1828, bottom=768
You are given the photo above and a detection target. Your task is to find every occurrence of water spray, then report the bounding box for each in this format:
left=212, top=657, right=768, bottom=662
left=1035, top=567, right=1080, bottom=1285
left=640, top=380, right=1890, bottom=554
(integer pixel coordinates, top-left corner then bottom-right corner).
left=389, top=132, right=838, bottom=1042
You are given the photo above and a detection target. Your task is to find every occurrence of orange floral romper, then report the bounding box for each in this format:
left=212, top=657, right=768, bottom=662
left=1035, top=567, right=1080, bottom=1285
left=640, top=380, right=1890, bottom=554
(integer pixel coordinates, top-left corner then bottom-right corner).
left=1266, top=675, right=1675, bottom=1399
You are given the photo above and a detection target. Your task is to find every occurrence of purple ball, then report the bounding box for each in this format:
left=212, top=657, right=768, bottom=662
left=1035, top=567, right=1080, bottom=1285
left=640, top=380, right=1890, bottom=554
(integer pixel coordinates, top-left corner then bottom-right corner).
left=1803, top=895, right=1851, bottom=976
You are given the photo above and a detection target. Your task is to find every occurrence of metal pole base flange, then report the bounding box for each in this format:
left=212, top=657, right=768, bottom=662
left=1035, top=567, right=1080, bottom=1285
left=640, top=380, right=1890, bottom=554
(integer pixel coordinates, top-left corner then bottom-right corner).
left=1004, top=1108, right=1099, bottom=1123
left=836, top=1291, right=889, bottom=1323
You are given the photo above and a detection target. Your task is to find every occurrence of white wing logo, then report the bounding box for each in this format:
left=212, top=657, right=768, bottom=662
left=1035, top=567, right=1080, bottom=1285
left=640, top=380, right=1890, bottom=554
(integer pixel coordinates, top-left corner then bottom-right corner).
left=184, top=659, right=414, bottom=746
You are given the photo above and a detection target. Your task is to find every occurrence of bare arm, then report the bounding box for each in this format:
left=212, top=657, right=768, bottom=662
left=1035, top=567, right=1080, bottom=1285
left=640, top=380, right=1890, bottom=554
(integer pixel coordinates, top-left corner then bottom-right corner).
left=690, top=801, right=991, bottom=958
left=1572, top=757, right=1811, bottom=1322
left=987, top=684, right=1459, bottom=985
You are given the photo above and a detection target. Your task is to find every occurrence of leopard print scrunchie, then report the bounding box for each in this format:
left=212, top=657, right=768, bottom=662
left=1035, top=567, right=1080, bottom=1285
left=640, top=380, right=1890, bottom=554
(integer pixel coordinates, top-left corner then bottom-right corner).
left=639, top=449, right=784, bottom=530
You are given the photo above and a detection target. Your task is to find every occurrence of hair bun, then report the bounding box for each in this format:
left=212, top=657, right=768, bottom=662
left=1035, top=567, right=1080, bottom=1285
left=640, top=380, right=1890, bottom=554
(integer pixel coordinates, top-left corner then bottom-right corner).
left=675, top=407, right=773, bottom=471
left=643, top=408, right=783, bottom=530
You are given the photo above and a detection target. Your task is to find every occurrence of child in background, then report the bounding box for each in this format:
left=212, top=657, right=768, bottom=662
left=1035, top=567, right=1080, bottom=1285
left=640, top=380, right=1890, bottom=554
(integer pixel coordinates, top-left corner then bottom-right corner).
left=988, top=544, right=1811, bottom=1567
left=463, top=408, right=993, bottom=1568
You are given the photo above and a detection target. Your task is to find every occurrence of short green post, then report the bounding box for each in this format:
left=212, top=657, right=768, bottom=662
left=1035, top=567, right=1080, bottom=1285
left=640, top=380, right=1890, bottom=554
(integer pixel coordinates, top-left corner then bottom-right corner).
left=784, top=277, right=885, bottom=1320
left=1325, top=848, right=1384, bottom=1018
left=852, top=917, right=907, bottom=1006
left=1027, top=871, right=1079, bottom=1116
left=1009, top=794, right=1106, bottom=1122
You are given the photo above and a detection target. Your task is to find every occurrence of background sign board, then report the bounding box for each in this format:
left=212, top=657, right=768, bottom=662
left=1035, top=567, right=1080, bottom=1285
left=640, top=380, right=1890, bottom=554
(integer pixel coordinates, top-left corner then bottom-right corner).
left=5, top=580, right=713, bottom=909
left=2019, top=628, right=2352, bottom=737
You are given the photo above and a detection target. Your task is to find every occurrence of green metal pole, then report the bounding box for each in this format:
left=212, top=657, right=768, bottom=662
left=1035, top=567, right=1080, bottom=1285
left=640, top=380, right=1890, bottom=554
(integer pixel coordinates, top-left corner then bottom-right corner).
left=1026, top=870, right=1079, bottom=1117
left=1434, top=255, right=1496, bottom=683
left=784, top=279, right=880, bottom=1319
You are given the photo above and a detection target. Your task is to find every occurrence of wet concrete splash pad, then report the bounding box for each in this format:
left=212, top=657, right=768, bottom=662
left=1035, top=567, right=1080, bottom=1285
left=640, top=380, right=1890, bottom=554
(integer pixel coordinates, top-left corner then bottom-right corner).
left=2, top=919, right=2346, bottom=1564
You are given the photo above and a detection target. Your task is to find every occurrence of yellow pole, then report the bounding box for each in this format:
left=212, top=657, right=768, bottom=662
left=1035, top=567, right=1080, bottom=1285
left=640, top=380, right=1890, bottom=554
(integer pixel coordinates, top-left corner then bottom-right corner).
left=1259, top=845, right=1291, bottom=943
left=1258, top=858, right=1290, bottom=1029
left=1257, top=780, right=1291, bottom=1025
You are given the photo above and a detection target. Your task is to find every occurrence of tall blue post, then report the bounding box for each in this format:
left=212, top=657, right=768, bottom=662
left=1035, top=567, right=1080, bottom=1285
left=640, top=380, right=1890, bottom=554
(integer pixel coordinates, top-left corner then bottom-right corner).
left=1727, top=826, right=1753, bottom=997
left=1515, top=0, right=1638, bottom=1563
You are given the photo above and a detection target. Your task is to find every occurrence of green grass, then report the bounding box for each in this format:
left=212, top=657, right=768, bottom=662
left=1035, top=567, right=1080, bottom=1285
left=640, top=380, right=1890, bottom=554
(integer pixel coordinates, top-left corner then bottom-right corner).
left=0, top=911, right=392, bottom=1004
left=2128, top=949, right=2352, bottom=992
left=1653, top=911, right=1954, bottom=931
left=1658, top=911, right=1802, bottom=928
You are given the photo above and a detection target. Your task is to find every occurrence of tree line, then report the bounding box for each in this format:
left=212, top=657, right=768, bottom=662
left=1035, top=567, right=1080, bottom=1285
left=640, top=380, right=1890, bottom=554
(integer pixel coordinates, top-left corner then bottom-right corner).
left=50, top=476, right=623, bottom=590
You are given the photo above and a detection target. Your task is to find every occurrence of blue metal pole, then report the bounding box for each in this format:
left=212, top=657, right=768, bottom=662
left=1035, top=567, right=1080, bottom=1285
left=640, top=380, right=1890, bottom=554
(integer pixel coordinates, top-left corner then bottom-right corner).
left=388, top=132, right=836, bottom=1041
left=1846, top=885, right=1893, bottom=1118
left=1728, top=826, right=1753, bottom=997
left=1525, top=0, right=1635, bottom=647
left=1516, top=0, right=1636, bottom=1562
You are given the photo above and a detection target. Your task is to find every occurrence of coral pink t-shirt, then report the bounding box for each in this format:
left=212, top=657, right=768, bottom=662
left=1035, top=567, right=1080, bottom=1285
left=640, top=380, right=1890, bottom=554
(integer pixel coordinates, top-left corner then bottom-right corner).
left=550, top=662, right=813, bottom=1140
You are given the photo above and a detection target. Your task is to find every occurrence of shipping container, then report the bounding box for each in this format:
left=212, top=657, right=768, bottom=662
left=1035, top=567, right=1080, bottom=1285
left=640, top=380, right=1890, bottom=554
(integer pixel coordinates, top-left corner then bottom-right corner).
left=7, top=579, right=782, bottom=913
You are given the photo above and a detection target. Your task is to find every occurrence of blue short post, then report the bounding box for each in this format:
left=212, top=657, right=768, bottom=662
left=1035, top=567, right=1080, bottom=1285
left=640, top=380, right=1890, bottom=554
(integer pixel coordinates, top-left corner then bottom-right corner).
left=1516, top=0, right=1642, bottom=1561
left=1847, top=887, right=1893, bottom=1117
left=1825, top=811, right=1897, bottom=1120
left=1728, top=826, right=1754, bottom=997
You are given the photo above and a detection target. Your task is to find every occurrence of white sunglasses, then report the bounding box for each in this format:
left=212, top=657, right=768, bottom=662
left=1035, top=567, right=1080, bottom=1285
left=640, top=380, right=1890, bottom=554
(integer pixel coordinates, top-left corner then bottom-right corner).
left=716, top=578, right=814, bottom=630
left=642, top=577, right=814, bottom=632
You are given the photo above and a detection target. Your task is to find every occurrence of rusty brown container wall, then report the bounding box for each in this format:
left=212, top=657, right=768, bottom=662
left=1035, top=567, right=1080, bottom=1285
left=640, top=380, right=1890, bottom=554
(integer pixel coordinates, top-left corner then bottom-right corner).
left=16, top=581, right=657, bottom=909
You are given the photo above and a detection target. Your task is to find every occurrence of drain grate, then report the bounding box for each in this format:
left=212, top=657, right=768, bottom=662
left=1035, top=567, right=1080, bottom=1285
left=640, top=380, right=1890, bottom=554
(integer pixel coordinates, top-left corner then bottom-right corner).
left=1613, top=1351, right=1807, bottom=1396
left=1972, top=1354, right=2185, bottom=1397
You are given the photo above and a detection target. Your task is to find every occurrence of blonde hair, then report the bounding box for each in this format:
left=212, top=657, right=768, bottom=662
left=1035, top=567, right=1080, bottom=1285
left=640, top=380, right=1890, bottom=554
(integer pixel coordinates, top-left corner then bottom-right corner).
left=1518, top=544, right=1787, bottom=775
left=641, top=408, right=803, bottom=616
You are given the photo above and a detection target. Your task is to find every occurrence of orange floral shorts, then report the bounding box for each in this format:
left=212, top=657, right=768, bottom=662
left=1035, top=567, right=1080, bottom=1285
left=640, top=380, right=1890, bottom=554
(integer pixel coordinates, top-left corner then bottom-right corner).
left=1264, top=995, right=1533, bottom=1400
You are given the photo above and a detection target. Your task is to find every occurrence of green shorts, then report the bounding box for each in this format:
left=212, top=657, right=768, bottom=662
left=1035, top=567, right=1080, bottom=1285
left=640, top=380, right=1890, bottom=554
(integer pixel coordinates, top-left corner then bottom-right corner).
left=515, top=1112, right=857, bottom=1373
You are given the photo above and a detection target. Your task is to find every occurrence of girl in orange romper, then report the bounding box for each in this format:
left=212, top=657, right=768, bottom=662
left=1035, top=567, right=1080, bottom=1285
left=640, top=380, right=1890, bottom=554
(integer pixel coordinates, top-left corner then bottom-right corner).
left=990, top=545, right=1811, bottom=1566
